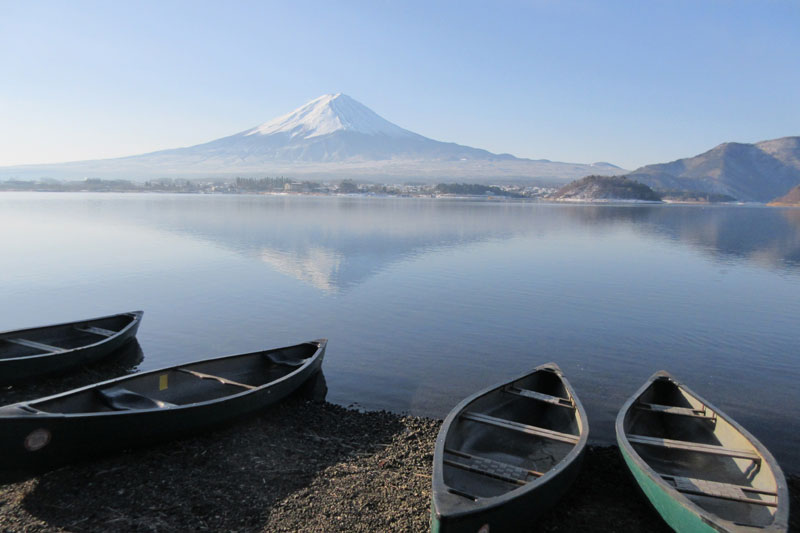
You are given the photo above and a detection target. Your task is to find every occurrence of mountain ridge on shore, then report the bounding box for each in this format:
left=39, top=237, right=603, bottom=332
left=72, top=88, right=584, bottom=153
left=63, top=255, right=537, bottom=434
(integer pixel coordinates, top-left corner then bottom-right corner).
left=768, top=184, right=800, bottom=206
left=2, top=94, right=796, bottom=200
left=626, top=136, right=800, bottom=202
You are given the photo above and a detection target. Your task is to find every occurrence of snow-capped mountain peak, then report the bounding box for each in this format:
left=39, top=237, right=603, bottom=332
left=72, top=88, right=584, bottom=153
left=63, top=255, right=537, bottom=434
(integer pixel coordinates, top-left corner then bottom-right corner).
left=244, top=93, right=417, bottom=140
left=0, top=92, right=629, bottom=183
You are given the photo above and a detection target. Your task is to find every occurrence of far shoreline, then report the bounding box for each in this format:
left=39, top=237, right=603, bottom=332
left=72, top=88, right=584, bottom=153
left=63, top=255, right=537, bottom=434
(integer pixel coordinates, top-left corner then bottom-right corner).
left=0, top=188, right=774, bottom=206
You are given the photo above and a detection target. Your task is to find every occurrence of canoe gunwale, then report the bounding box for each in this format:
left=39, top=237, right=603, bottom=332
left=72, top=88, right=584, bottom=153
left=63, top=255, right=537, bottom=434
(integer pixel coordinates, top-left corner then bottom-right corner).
left=3, top=338, right=327, bottom=419
left=432, top=362, right=589, bottom=522
left=615, top=370, right=789, bottom=532
left=0, top=311, right=144, bottom=362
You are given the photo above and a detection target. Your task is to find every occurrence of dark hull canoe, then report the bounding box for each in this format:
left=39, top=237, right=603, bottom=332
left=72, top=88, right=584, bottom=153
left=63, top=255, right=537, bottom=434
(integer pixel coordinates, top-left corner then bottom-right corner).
left=616, top=371, right=789, bottom=532
left=0, top=311, right=143, bottom=384
left=431, top=363, right=589, bottom=533
left=0, top=339, right=326, bottom=474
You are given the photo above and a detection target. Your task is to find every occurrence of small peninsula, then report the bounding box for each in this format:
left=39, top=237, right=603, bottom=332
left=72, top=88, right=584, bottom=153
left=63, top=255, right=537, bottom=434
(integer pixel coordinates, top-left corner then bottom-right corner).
left=551, top=175, right=662, bottom=202
left=768, top=185, right=800, bottom=206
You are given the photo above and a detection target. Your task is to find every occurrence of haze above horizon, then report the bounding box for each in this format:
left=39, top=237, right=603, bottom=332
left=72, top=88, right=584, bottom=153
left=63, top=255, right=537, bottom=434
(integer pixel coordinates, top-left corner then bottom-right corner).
left=1, top=0, right=798, bottom=169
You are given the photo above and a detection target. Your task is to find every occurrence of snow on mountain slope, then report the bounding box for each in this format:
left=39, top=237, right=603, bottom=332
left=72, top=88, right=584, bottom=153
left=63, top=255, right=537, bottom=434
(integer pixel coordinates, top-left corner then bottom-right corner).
left=244, top=93, right=418, bottom=139
left=180, top=93, right=506, bottom=163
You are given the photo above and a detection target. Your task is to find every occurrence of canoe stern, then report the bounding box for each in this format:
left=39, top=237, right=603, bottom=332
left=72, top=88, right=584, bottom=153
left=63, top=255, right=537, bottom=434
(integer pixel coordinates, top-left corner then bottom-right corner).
left=431, top=448, right=585, bottom=532
left=618, top=434, right=720, bottom=533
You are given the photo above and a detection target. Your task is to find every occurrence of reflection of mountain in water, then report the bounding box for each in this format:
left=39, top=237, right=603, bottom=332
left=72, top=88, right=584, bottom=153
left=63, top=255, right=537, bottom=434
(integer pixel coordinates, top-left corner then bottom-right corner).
left=259, top=247, right=344, bottom=291
left=119, top=196, right=542, bottom=291
left=52, top=196, right=800, bottom=290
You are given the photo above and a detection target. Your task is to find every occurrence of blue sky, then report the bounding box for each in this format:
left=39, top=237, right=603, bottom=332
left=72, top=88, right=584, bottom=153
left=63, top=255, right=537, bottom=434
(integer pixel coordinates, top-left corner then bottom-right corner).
left=1, top=0, right=798, bottom=169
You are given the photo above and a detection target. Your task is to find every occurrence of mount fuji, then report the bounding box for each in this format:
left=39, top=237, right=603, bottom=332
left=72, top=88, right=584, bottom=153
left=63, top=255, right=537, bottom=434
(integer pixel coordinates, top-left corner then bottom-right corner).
left=0, top=94, right=625, bottom=183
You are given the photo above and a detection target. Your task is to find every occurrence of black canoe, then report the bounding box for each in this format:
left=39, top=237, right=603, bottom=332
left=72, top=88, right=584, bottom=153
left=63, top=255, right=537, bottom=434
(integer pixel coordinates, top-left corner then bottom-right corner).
left=0, top=311, right=143, bottom=384
left=0, top=339, right=326, bottom=473
left=431, top=363, right=589, bottom=532
left=616, top=371, right=789, bottom=532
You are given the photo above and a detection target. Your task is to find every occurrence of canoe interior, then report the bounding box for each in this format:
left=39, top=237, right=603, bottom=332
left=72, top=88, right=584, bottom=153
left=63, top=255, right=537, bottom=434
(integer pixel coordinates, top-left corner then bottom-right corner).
left=624, top=377, right=780, bottom=527
left=442, top=368, right=583, bottom=500
left=0, top=314, right=136, bottom=359
left=30, top=343, right=318, bottom=414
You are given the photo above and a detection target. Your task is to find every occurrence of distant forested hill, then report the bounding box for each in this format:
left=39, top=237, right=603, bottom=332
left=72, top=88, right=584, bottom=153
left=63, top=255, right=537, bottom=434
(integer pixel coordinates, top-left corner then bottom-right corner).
left=552, top=175, right=662, bottom=202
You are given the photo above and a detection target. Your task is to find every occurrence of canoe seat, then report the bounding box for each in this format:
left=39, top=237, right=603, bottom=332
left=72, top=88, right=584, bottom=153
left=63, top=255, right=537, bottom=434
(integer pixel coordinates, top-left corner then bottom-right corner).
left=5, top=338, right=64, bottom=353
left=661, top=474, right=778, bottom=507
left=74, top=326, right=117, bottom=337
left=97, top=388, right=176, bottom=411
left=461, top=411, right=580, bottom=445
left=443, top=448, right=543, bottom=486
left=634, top=402, right=715, bottom=420
left=503, top=386, right=574, bottom=408
left=627, top=435, right=760, bottom=462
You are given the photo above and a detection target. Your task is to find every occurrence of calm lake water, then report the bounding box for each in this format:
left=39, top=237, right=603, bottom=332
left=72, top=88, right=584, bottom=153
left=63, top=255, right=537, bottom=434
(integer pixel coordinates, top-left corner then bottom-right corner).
left=2, top=193, right=799, bottom=471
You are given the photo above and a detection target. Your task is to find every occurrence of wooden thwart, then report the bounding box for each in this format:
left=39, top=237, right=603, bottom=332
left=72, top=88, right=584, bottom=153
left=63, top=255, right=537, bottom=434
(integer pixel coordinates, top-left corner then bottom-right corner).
left=627, top=435, right=760, bottom=462
left=5, top=338, right=63, bottom=353
left=446, top=487, right=479, bottom=501
left=177, top=368, right=256, bottom=390
left=504, top=386, right=574, bottom=408
left=446, top=448, right=544, bottom=478
left=75, top=326, right=117, bottom=337
left=461, top=411, right=580, bottom=444
left=660, top=474, right=778, bottom=507
left=635, top=402, right=715, bottom=420
left=443, top=448, right=542, bottom=486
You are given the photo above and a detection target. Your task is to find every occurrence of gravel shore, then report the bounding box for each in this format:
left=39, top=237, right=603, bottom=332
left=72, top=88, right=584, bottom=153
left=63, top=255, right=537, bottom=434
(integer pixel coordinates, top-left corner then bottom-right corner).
left=0, top=358, right=796, bottom=532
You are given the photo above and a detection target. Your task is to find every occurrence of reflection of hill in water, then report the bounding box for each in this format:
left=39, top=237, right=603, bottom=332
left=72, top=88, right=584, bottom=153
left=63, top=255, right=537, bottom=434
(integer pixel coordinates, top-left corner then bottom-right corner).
left=566, top=205, right=800, bottom=269
left=77, top=196, right=800, bottom=289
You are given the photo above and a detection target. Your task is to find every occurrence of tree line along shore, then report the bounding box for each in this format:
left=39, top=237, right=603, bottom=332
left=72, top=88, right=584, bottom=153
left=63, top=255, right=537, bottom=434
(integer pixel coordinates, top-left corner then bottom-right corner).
left=0, top=175, right=770, bottom=203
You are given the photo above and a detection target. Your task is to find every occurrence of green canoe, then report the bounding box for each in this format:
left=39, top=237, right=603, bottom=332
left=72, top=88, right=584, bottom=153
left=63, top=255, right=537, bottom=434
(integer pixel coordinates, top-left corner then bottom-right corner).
left=616, top=371, right=788, bottom=532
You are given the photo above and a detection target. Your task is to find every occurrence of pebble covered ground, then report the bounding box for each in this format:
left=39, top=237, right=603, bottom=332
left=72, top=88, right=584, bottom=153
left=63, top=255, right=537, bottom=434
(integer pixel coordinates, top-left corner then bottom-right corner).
left=0, top=355, right=797, bottom=532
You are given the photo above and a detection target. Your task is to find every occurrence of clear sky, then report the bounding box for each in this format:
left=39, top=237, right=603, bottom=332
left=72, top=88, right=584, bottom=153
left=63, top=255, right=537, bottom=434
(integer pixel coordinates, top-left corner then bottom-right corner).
left=1, top=0, right=798, bottom=170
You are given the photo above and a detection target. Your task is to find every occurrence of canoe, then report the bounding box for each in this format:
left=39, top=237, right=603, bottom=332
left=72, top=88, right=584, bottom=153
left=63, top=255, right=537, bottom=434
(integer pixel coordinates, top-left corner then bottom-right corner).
left=431, top=363, right=589, bottom=532
left=0, top=311, right=143, bottom=384
left=616, top=371, right=789, bottom=532
left=0, top=339, right=326, bottom=473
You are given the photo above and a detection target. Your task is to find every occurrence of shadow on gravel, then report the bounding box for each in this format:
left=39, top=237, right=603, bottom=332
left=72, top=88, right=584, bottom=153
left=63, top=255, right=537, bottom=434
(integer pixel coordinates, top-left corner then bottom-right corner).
left=536, top=446, right=673, bottom=532
left=15, top=374, right=415, bottom=532
left=538, top=448, right=799, bottom=532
